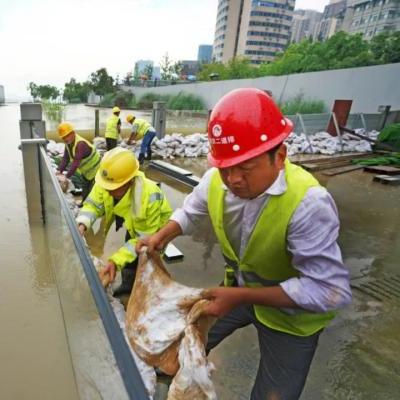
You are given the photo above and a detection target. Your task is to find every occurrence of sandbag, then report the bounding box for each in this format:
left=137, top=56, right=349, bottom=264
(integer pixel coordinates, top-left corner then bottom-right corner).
left=126, top=251, right=217, bottom=398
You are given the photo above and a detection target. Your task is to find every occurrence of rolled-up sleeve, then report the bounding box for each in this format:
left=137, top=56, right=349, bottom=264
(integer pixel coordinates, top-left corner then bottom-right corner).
left=280, top=187, right=352, bottom=313
left=170, top=168, right=214, bottom=234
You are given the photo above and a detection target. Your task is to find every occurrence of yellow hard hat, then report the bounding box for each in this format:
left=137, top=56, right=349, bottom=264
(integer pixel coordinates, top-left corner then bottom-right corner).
left=95, top=148, right=139, bottom=191
left=112, top=106, right=121, bottom=114
left=58, top=122, right=74, bottom=138
left=126, top=114, right=135, bottom=123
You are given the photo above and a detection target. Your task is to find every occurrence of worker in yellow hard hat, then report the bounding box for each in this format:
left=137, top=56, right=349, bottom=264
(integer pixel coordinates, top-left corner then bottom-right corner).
left=76, top=147, right=172, bottom=296
left=57, top=122, right=101, bottom=203
left=126, top=114, right=157, bottom=164
left=105, top=106, right=121, bottom=151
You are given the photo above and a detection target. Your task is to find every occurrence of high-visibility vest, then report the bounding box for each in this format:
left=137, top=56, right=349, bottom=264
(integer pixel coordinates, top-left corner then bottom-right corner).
left=77, top=172, right=172, bottom=269
left=105, top=115, right=120, bottom=139
left=66, top=134, right=100, bottom=180
left=133, top=118, right=153, bottom=140
left=207, top=160, right=336, bottom=336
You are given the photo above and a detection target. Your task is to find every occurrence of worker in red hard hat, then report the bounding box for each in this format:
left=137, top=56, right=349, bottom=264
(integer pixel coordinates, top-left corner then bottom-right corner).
left=137, top=88, right=351, bottom=399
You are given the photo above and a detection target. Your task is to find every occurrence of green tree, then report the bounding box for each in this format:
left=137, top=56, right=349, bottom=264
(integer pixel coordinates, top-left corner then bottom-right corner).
left=160, top=53, right=173, bottom=80
left=89, top=67, right=114, bottom=96
left=63, top=78, right=90, bottom=103
left=171, top=61, right=183, bottom=78
left=370, top=31, right=400, bottom=64
left=143, top=64, right=154, bottom=80
left=27, top=83, right=60, bottom=100
left=27, top=82, right=39, bottom=100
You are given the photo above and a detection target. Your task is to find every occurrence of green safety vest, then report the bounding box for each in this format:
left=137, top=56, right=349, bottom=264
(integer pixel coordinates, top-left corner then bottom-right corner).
left=207, top=160, right=336, bottom=336
left=105, top=115, right=120, bottom=139
left=77, top=172, right=172, bottom=269
left=133, top=118, right=152, bottom=140
left=66, top=134, right=100, bottom=181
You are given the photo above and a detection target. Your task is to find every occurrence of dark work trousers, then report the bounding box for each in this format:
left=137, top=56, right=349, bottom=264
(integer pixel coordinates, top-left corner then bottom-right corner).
left=81, top=176, right=94, bottom=202
left=106, top=137, right=117, bottom=151
left=206, top=304, right=321, bottom=400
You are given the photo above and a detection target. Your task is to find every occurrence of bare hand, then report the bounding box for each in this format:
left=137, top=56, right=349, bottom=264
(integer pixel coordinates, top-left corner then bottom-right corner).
left=135, top=233, right=165, bottom=255
left=99, top=261, right=117, bottom=284
left=78, top=224, right=86, bottom=236
left=201, top=287, right=243, bottom=317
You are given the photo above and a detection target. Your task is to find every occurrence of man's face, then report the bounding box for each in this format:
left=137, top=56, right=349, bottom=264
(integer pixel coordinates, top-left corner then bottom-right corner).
left=219, top=145, right=286, bottom=199
left=62, top=131, right=75, bottom=145
left=108, top=181, right=132, bottom=200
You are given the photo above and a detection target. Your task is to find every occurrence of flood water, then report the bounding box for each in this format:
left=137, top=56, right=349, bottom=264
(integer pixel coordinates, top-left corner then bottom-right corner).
left=1, top=103, right=400, bottom=399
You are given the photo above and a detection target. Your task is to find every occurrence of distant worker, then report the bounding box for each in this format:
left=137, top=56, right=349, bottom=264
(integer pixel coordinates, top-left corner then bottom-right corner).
left=137, top=88, right=352, bottom=400
left=57, top=122, right=101, bottom=203
left=105, top=106, right=121, bottom=151
left=126, top=114, right=157, bottom=164
left=76, top=147, right=172, bottom=296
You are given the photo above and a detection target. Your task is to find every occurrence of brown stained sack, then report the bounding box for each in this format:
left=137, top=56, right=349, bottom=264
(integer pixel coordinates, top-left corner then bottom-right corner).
left=126, top=251, right=215, bottom=377
left=167, top=300, right=217, bottom=400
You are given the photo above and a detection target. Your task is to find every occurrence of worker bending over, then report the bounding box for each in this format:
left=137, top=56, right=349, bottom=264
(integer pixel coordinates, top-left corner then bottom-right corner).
left=105, top=106, right=121, bottom=150
left=137, top=88, right=352, bottom=400
left=77, top=147, right=172, bottom=296
left=126, top=114, right=157, bottom=164
left=57, top=122, right=101, bottom=202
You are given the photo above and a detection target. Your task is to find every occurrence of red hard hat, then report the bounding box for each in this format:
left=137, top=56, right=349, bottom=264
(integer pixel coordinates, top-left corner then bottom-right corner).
left=207, top=88, right=293, bottom=168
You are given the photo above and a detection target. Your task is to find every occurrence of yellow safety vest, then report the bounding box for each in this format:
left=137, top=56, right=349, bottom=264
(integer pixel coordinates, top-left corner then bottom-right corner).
left=66, top=134, right=100, bottom=180
left=207, top=160, right=336, bottom=336
left=77, top=172, right=172, bottom=269
left=133, top=118, right=152, bottom=140
left=105, top=115, right=120, bottom=139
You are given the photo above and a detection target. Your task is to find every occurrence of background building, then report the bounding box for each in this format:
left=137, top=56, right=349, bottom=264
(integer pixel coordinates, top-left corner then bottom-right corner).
left=212, top=0, right=295, bottom=64
left=197, top=44, right=213, bottom=63
left=342, top=0, right=400, bottom=39
left=180, top=60, right=200, bottom=77
left=316, top=0, right=348, bottom=41
left=291, top=9, right=323, bottom=43
left=0, top=85, right=4, bottom=103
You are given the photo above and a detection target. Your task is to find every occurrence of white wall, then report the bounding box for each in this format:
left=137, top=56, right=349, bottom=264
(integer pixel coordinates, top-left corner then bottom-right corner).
left=123, top=63, right=400, bottom=113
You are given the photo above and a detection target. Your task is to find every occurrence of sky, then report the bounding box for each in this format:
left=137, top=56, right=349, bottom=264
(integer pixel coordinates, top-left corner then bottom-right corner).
left=0, top=0, right=329, bottom=100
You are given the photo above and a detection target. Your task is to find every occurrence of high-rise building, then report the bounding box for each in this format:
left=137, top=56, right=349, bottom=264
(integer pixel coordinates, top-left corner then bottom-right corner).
left=342, top=0, right=400, bottom=39
left=212, top=0, right=295, bottom=65
left=291, top=9, right=323, bottom=43
left=197, top=45, right=213, bottom=63
left=316, top=0, right=348, bottom=41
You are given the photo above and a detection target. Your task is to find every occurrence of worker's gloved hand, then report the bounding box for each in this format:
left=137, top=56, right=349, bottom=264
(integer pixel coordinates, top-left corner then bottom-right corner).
left=136, top=233, right=165, bottom=255
left=201, top=287, right=243, bottom=318
left=100, top=261, right=117, bottom=284
left=78, top=223, right=86, bottom=236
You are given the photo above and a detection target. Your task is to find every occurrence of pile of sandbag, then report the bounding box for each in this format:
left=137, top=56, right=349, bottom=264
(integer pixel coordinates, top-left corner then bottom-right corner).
left=151, top=133, right=209, bottom=159
left=285, top=129, right=378, bottom=156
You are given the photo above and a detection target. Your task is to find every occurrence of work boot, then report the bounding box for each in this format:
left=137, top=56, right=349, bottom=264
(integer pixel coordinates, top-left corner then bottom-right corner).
left=138, top=153, right=145, bottom=165
left=145, top=148, right=152, bottom=161
left=113, top=266, right=136, bottom=297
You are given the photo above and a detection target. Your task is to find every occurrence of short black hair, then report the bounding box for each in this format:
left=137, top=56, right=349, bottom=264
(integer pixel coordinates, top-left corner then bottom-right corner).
left=266, top=142, right=283, bottom=163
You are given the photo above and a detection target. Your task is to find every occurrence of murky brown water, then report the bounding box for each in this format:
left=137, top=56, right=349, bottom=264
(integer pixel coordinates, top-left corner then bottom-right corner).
left=2, top=103, right=400, bottom=399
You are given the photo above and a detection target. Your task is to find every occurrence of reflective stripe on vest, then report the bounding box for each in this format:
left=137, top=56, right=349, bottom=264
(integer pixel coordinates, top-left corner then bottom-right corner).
left=66, top=134, right=100, bottom=180
left=105, top=115, right=120, bottom=139
left=208, top=161, right=336, bottom=336
left=134, top=119, right=152, bottom=140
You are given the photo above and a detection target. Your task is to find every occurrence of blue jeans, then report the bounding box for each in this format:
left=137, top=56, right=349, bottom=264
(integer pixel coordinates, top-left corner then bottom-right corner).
left=140, top=130, right=157, bottom=156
